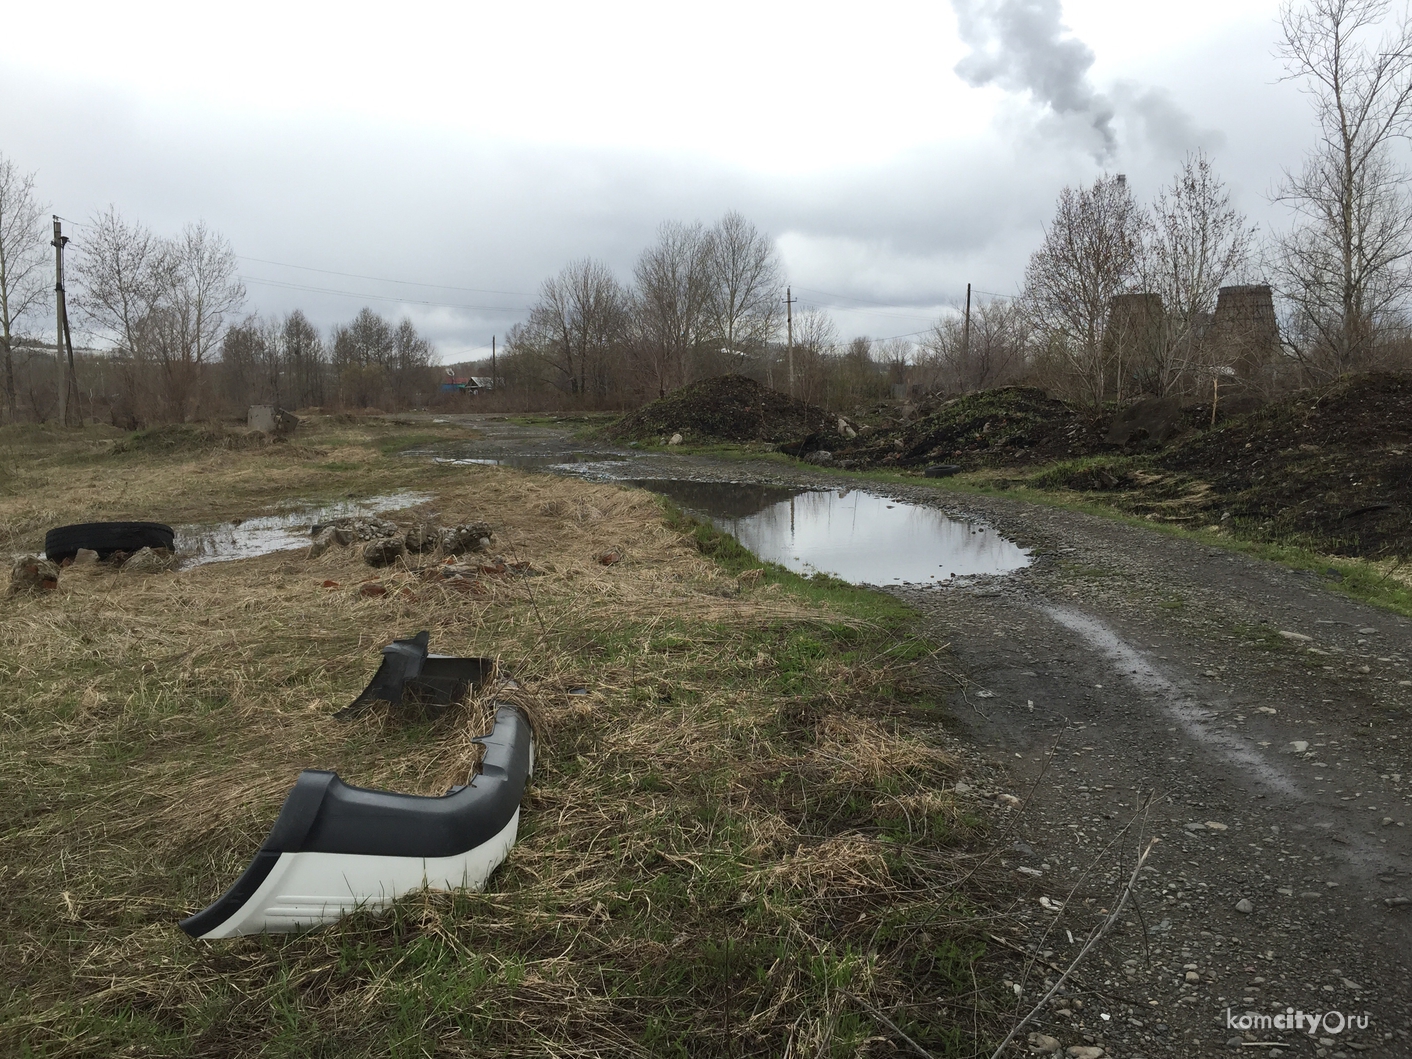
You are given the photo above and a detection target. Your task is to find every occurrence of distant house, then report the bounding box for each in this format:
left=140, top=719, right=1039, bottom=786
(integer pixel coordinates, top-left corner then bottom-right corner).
left=439, top=375, right=498, bottom=394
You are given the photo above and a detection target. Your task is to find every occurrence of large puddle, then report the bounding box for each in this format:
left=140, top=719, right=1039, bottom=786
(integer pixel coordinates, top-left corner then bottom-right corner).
left=628, top=480, right=1029, bottom=586
left=175, top=491, right=431, bottom=566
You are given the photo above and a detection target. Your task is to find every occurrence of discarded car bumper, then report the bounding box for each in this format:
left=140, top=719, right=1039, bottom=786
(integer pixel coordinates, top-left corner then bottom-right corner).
left=179, top=704, right=533, bottom=939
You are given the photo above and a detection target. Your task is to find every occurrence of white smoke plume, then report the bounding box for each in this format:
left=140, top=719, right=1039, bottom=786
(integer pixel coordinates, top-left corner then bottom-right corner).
left=951, top=0, right=1117, bottom=160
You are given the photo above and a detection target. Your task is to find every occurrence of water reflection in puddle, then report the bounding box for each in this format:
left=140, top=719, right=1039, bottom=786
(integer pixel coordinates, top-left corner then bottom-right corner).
left=176, top=491, right=431, bottom=566
left=628, top=480, right=1029, bottom=586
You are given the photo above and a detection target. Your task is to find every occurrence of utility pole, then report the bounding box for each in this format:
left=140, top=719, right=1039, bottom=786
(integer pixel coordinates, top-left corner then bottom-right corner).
left=491, top=335, right=497, bottom=391
left=52, top=217, right=74, bottom=426
left=962, top=282, right=972, bottom=370
left=784, top=286, right=797, bottom=397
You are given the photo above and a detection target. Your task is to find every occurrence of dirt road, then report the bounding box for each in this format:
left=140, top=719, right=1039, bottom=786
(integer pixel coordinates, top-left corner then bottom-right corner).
left=434, top=416, right=1412, bottom=1057
left=902, top=493, right=1412, bottom=1059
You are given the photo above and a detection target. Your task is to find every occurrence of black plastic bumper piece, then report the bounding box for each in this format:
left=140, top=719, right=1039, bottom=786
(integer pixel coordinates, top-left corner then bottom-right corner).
left=179, top=704, right=533, bottom=938
left=336, top=630, right=494, bottom=719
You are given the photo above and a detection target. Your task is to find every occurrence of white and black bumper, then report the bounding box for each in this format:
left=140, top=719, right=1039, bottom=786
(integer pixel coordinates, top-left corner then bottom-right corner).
left=180, top=704, right=534, bottom=939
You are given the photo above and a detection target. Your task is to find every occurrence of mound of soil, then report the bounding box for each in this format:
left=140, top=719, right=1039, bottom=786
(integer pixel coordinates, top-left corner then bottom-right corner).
left=832, top=387, right=1109, bottom=469
left=110, top=424, right=265, bottom=455
left=602, top=375, right=834, bottom=444
left=1155, top=372, right=1412, bottom=557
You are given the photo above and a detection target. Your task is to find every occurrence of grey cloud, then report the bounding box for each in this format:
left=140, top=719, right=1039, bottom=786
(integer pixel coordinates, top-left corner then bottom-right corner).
left=952, top=0, right=1116, bottom=160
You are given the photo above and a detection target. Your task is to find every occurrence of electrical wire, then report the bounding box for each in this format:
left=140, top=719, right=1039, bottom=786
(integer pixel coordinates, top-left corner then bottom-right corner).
left=236, top=255, right=532, bottom=298
left=240, top=275, right=527, bottom=313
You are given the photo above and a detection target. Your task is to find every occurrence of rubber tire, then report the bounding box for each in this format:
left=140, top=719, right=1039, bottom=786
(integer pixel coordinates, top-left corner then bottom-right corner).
left=44, top=521, right=175, bottom=562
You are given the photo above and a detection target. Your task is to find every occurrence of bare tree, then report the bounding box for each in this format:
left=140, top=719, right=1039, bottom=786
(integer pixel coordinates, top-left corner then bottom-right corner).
left=527, top=259, right=628, bottom=397
left=280, top=310, right=325, bottom=407
left=1274, top=0, right=1412, bottom=377
left=162, top=221, right=244, bottom=418
left=73, top=208, right=168, bottom=423
left=1023, top=173, right=1143, bottom=406
left=632, top=223, right=713, bottom=395
left=1138, top=152, right=1257, bottom=395
left=391, top=316, right=435, bottom=405
left=219, top=316, right=270, bottom=406
left=705, top=211, right=781, bottom=362
left=332, top=308, right=394, bottom=407
left=0, top=153, right=48, bottom=423
left=791, top=307, right=840, bottom=406
left=920, top=298, right=1032, bottom=393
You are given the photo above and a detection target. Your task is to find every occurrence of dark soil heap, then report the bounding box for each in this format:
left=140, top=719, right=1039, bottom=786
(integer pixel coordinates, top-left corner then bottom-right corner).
left=601, top=374, right=833, bottom=444
left=834, top=387, right=1108, bottom=468
left=1154, top=372, right=1412, bottom=557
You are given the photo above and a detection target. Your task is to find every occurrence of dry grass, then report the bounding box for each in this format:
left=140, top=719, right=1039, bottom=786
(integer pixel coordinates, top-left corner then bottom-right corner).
left=0, top=418, right=999, bottom=1057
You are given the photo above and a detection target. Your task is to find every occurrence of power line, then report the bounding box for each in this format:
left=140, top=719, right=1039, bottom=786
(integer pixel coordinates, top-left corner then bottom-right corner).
left=796, top=282, right=948, bottom=319
left=794, top=284, right=949, bottom=309
left=240, top=274, right=527, bottom=313
left=236, top=255, right=531, bottom=297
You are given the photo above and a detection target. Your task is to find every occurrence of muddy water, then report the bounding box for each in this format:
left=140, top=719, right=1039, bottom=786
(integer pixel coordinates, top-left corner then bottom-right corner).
left=175, top=491, right=431, bottom=566
left=627, top=479, right=1030, bottom=586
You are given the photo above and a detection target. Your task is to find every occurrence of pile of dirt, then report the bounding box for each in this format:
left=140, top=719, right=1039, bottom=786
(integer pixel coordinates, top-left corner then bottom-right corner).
left=1153, top=372, right=1412, bottom=557
left=601, top=374, right=834, bottom=444
left=826, top=387, right=1109, bottom=469
left=109, top=424, right=266, bottom=455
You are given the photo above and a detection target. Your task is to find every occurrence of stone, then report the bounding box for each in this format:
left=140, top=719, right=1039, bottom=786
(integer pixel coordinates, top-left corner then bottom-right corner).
left=1027, top=1033, right=1061, bottom=1053
left=404, top=521, right=440, bottom=553
left=72, top=548, right=99, bottom=565
left=362, top=537, right=406, bottom=566
left=358, top=581, right=387, bottom=597
left=9, top=554, right=59, bottom=594
left=1278, top=630, right=1312, bottom=642
left=803, top=450, right=833, bottom=465
left=1066, top=1048, right=1105, bottom=1059
left=668, top=433, right=683, bottom=446
left=1227, top=1038, right=1245, bottom=1049
left=1235, top=898, right=1254, bottom=914
left=308, top=526, right=348, bottom=559
left=440, top=522, right=494, bottom=555
left=315, top=517, right=397, bottom=542
left=1291, top=740, right=1309, bottom=753
left=120, top=547, right=174, bottom=575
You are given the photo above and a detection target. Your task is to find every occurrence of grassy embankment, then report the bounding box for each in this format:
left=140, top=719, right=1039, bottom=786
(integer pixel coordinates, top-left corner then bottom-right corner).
left=0, top=416, right=1002, bottom=1057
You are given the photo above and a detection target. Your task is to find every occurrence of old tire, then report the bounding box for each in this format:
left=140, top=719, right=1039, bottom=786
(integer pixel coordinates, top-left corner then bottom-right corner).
left=44, top=521, right=175, bottom=562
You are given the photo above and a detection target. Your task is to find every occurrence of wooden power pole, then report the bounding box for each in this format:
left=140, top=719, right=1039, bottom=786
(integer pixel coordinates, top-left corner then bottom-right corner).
left=491, top=335, right=497, bottom=391
left=52, top=217, right=74, bottom=426
left=784, top=286, right=797, bottom=397
left=963, top=282, right=972, bottom=369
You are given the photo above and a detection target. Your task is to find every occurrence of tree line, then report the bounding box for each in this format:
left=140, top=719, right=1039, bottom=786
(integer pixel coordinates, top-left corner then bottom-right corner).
left=0, top=190, right=442, bottom=426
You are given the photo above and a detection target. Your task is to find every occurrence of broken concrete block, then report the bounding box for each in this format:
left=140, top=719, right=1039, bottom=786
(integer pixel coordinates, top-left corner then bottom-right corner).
left=10, top=554, right=59, bottom=594
left=362, top=537, right=407, bottom=567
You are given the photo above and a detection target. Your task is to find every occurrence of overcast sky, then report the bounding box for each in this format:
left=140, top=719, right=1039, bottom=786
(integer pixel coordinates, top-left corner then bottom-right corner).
left=0, top=0, right=1324, bottom=362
